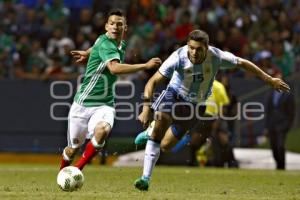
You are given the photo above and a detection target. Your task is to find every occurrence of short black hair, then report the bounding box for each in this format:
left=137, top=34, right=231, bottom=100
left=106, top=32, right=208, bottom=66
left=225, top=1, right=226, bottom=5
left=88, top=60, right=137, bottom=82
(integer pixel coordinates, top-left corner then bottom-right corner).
left=188, top=30, right=209, bottom=46
left=108, top=9, right=125, bottom=19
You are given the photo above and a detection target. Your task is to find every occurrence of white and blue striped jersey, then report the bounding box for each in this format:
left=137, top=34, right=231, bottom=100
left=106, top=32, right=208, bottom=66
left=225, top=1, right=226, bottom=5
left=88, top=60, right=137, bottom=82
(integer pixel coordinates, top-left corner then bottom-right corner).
left=159, top=45, right=238, bottom=103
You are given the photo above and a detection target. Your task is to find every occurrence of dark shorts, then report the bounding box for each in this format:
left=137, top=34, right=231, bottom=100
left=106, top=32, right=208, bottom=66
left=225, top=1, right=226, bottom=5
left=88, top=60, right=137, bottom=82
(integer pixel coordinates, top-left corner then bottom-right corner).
left=191, top=116, right=228, bottom=135
left=151, top=87, right=206, bottom=139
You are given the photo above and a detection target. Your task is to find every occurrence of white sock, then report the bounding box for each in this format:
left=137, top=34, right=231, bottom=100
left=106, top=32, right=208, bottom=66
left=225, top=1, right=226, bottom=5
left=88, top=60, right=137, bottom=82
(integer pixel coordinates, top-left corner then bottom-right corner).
left=91, top=137, right=105, bottom=149
left=142, top=140, right=160, bottom=180
left=146, top=121, right=155, bottom=137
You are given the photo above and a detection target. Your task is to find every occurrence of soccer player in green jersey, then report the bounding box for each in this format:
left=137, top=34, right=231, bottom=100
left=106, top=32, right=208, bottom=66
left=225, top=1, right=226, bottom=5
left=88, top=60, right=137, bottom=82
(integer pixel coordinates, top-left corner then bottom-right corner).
left=59, top=9, right=161, bottom=170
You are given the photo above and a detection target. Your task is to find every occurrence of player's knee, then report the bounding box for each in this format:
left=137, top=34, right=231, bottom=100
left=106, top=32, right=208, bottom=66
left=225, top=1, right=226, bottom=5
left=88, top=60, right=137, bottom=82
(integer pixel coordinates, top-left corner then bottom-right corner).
left=160, top=145, right=169, bottom=152
left=151, top=128, right=165, bottom=140
left=94, top=122, right=110, bottom=135
left=161, top=146, right=171, bottom=152
left=160, top=140, right=173, bottom=152
left=94, top=122, right=111, bottom=143
left=151, top=122, right=170, bottom=140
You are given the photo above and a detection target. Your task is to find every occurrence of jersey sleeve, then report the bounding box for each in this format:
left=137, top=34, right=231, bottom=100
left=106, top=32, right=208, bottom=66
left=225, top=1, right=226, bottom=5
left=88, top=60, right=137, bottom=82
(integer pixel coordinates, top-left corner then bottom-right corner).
left=158, top=51, right=179, bottom=79
left=219, top=50, right=239, bottom=69
left=99, top=40, right=120, bottom=63
left=210, top=46, right=238, bottom=69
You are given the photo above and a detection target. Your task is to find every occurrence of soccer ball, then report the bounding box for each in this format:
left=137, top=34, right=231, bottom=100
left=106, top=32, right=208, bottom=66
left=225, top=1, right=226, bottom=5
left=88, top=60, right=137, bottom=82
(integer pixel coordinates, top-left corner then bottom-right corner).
left=57, top=166, right=84, bottom=192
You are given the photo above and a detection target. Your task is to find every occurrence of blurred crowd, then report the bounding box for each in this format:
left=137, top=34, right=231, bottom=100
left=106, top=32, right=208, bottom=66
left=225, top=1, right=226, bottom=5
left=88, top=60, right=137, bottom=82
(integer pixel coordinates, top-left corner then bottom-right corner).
left=0, top=0, right=300, bottom=81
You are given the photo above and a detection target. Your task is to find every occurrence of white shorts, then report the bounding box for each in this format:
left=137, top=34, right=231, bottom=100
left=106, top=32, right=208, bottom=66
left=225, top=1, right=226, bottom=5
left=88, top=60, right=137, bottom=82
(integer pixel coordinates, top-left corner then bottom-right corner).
left=67, top=102, right=115, bottom=148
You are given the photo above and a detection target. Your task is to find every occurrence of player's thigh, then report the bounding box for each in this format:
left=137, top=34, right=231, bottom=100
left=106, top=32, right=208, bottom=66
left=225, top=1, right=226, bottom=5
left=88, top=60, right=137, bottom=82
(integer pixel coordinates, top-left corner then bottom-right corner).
left=170, top=103, right=202, bottom=139
left=161, top=127, right=179, bottom=151
left=87, top=105, right=115, bottom=138
left=68, top=103, right=89, bottom=148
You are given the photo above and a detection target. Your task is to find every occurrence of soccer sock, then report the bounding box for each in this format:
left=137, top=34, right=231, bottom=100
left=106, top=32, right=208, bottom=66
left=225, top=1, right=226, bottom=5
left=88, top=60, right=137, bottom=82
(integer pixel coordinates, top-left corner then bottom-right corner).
left=75, top=137, right=105, bottom=170
left=142, top=139, right=160, bottom=180
left=147, top=121, right=155, bottom=136
left=171, top=134, right=191, bottom=153
left=59, top=149, right=72, bottom=170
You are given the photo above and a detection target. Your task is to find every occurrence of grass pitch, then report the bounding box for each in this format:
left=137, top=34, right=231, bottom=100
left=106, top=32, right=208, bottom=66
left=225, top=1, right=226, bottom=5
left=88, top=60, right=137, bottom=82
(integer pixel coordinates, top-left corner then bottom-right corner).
left=0, top=164, right=299, bottom=200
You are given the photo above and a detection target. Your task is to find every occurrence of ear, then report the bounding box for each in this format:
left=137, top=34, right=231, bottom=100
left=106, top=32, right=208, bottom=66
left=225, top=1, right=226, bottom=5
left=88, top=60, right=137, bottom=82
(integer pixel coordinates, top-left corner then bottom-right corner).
left=105, top=23, right=108, bottom=31
left=124, top=24, right=128, bottom=32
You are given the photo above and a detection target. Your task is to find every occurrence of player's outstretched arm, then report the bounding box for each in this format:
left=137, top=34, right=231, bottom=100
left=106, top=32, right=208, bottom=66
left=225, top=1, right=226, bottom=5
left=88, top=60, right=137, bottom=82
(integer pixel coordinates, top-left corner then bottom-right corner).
left=107, top=58, right=161, bottom=75
left=70, top=47, right=92, bottom=64
left=237, top=57, right=290, bottom=92
left=138, top=72, right=168, bottom=128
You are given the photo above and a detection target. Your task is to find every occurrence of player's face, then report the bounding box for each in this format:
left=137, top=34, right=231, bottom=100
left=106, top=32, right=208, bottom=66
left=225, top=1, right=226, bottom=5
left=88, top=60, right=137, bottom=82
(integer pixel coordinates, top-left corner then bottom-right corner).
left=187, top=40, right=208, bottom=64
left=105, top=15, right=127, bottom=42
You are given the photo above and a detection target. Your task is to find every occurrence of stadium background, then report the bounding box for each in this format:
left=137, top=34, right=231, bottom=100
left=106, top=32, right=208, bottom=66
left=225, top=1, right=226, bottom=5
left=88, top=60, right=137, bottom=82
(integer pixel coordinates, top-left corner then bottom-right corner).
left=0, top=0, right=299, bottom=159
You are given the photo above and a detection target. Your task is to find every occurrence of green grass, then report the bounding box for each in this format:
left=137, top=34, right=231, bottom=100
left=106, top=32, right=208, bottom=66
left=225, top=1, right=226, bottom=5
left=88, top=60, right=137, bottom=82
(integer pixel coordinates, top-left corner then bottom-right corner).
left=0, top=164, right=299, bottom=200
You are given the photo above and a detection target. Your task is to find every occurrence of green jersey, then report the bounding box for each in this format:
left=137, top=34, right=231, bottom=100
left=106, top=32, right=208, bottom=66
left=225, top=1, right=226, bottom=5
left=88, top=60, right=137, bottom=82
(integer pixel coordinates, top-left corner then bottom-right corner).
left=74, top=34, right=126, bottom=107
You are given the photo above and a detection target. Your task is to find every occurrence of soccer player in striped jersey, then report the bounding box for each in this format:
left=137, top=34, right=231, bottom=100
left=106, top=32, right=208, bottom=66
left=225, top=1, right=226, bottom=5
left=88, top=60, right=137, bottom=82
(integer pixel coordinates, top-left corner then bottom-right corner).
left=134, top=30, right=290, bottom=191
left=59, top=9, right=161, bottom=170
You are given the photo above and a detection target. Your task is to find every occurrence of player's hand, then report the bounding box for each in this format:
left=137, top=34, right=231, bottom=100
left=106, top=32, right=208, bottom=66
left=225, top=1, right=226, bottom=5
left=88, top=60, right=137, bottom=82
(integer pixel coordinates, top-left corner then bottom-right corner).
left=70, top=50, right=89, bottom=64
left=145, top=58, right=162, bottom=70
left=138, top=107, right=151, bottom=128
left=269, top=77, right=290, bottom=92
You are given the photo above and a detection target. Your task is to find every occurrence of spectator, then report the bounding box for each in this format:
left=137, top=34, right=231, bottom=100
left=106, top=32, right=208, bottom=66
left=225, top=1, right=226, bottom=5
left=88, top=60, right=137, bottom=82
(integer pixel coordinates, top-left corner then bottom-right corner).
left=249, top=9, right=277, bottom=41
left=175, top=10, right=194, bottom=43
left=74, top=31, right=91, bottom=51
left=220, top=75, right=238, bottom=146
left=265, top=72, right=295, bottom=170
left=69, top=8, right=93, bottom=39
left=92, top=12, right=106, bottom=35
left=46, top=27, right=75, bottom=57
left=42, top=55, right=64, bottom=80
left=18, top=8, right=40, bottom=37
left=254, top=50, right=281, bottom=77
left=195, top=10, right=217, bottom=42
left=225, top=27, right=248, bottom=57
left=292, top=32, right=300, bottom=72
left=14, top=37, right=43, bottom=80
left=175, top=0, right=197, bottom=23
left=27, top=40, right=49, bottom=74
left=0, top=0, right=300, bottom=81
left=214, top=30, right=227, bottom=50
left=189, top=80, right=238, bottom=167
left=46, top=0, right=69, bottom=28
left=271, top=42, right=294, bottom=77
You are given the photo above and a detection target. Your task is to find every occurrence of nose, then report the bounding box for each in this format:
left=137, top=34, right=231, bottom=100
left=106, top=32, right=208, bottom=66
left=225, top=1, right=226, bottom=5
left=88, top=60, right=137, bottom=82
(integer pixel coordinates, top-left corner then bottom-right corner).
left=112, top=24, right=118, bottom=29
left=191, top=51, right=196, bottom=57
